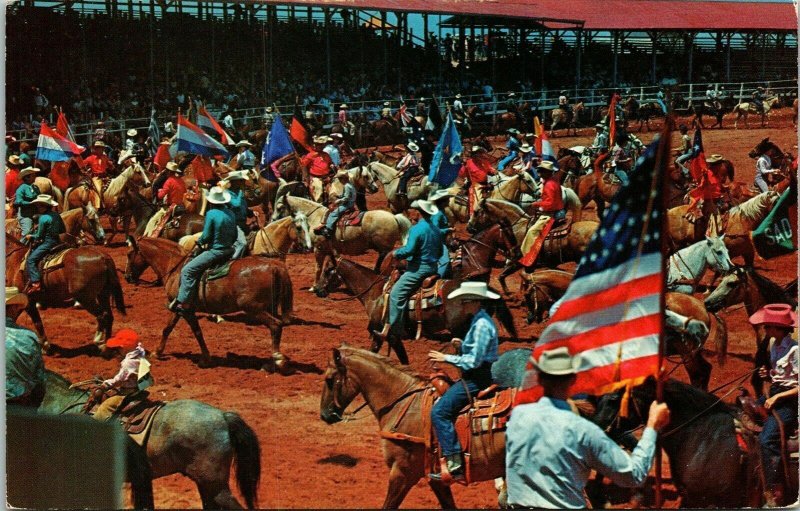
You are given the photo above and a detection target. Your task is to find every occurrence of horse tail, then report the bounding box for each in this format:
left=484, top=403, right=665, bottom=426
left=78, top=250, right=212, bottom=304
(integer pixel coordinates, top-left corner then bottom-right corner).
left=124, top=436, right=154, bottom=510
left=278, top=265, right=294, bottom=325
left=562, top=187, right=582, bottom=222
left=223, top=412, right=261, bottom=509
left=712, top=312, right=728, bottom=365
left=493, top=298, right=519, bottom=341
left=107, top=259, right=127, bottom=315
left=394, top=213, right=412, bottom=245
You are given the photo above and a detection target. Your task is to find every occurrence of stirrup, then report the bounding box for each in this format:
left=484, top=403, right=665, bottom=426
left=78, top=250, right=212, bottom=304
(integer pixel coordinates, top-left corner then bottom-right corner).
left=372, top=324, right=390, bottom=340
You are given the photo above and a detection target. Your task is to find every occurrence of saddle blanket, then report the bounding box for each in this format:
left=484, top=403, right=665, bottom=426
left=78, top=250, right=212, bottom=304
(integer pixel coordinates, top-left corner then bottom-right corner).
left=337, top=209, right=365, bottom=228
left=20, top=247, right=70, bottom=273
left=205, top=260, right=233, bottom=281
left=93, top=394, right=164, bottom=447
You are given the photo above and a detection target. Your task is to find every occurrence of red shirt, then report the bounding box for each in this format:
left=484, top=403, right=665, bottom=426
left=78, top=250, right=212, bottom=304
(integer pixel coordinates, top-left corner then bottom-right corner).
left=459, top=157, right=496, bottom=184
left=84, top=154, right=113, bottom=177
left=157, top=176, right=187, bottom=206
left=301, top=151, right=333, bottom=178
left=531, top=177, right=564, bottom=212
left=5, top=168, right=21, bottom=198
left=700, top=167, right=723, bottom=200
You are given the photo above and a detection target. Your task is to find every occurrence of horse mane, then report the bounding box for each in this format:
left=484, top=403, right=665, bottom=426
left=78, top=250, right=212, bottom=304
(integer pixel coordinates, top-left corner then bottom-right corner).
left=747, top=267, right=795, bottom=305
left=339, top=345, right=423, bottom=380
left=140, top=236, right=186, bottom=256
left=663, top=379, right=732, bottom=415
left=484, top=199, right=528, bottom=219
left=104, top=166, right=135, bottom=199
left=729, top=192, right=774, bottom=222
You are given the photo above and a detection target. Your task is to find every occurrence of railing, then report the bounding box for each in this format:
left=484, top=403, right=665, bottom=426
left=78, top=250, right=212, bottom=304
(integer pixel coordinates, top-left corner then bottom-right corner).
left=9, top=79, right=796, bottom=144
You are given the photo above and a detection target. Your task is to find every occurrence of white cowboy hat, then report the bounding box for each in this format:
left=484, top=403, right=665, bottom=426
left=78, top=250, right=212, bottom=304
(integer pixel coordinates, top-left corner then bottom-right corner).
left=410, top=199, right=438, bottom=216
left=407, top=142, right=420, bottom=152
left=705, top=154, right=724, bottom=164
left=533, top=346, right=582, bottom=376
left=126, top=128, right=138, bottom=137
left=118, top=150, right=135, bottom=165
left=507, top=92, right=516, bottom=97
left=455, top=94, right=462, bottom=99
left=524, top=132, right=538, bottom=138
left=164, top=122, right=175, bottom=133
left=447, top=281, right=500, bottom=301
left=93, top=140, right=106, bottom=148
left=471, top=145, right=485, bottom=152
left=7, top=155, right=22, bottom=165
left=236, top=140, right=253, bottom=148
left=312, top=136, right=327, bottom=145
left=330, top=133, right=344, bottom=139
left=507, top=128, right=520, bottom=135
left=305, top=110, right=314, bottom=119
left=519, top=144, right=532, bottom=153
left=5, top=287, right=28, bottom=307
left=595, top=122, right=606, bottom=129
left=335, top=169, right=350, bottom=179
left=225, top=170, right=250, bottom=181
left=206, top=186, right=231, bottom=205
left=165, top=161, right=182, bottom=174
left=265, top=106, right=274, bottom=112
left=428, top=189, right=453, bottom=202
left=18, top=167, right=40, bottom=179
left=537, top=161, right=556, bottom=172
left=383, top=101, right=391, bottom=107
left=31, top=194, right=58, bottom=207
left=340, top=103, right=349, bottom=109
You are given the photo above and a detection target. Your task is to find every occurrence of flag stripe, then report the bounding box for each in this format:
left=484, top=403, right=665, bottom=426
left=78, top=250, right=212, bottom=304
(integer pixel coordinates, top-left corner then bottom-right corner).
left=548, top=273, right=661, bottom=324
left=534, top=314, right=661, bottom=355
left=176, top=115, right=229, bottom=157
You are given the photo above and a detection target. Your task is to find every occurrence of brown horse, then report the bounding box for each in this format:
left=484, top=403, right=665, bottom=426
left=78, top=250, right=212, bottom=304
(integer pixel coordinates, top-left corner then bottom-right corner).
left=493, top=101, right=531, bottom=132
left=316, top=258, right=517, bottom=364
left=6, top=208, right=105, bottom=244
left=572, top=164, right=621, bottom=220
left=521, top=269, right=574, bottom=324
left=370, top=119, right=404, bottom=146
left=5, top=235, right=126, bottom=351
left=123, top=236, right=294, bottom=371
left=732, top=96, right=780, bottom=129
left=320, top=345, right=507, bottom=508
left=549, top=102, right=585, bottom=137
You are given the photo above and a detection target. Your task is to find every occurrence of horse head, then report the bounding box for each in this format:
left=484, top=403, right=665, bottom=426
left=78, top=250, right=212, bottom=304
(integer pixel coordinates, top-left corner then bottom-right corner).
left=704, top=235, right=733, bottom=274
left=292, top=212, right=313, bottom=252
left=704, top=268, right=745, bottom=313
left=271, top=195, right=290, bottom=222
left=749, top=137, right=773, bottom=159
left=124, top=235, right=147, bottom=284
left=466, top=200, right=489, bottom=234
left=354, top=166, right=378, bottom=194
left=83, top=203, right=105, bottom=242
left=320, top=346, right=361, bottom=424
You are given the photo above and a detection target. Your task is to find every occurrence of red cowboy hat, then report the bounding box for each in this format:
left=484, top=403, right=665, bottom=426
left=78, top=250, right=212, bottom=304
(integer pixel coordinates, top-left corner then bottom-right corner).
left=106, top=328, right=140, bottom=349
left=749, top=304, right=797, bottom=328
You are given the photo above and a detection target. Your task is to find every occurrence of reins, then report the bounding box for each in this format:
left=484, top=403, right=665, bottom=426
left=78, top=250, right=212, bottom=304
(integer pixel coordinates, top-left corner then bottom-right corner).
left=333, top=273, right=387, bottom=302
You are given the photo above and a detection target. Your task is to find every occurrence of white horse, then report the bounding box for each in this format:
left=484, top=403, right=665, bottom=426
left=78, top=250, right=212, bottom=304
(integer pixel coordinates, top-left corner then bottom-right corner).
left=367, top=161, right=432, bottom=213
left=732, top=96, right=780, bottom=129
left=667, top=235, right=733, bottom=294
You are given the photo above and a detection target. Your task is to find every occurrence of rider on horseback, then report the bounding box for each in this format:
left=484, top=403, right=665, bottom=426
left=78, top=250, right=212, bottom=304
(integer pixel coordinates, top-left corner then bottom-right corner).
left=752, top=86, right=766, bottom=114
left=301, top=137, right=335, bottom=201
left=505, top=92, right=523, bottom=128
left=460, top=145, right=497, bottom=207
left=24, top=194, right=65, bottom=294
left=234, top=141, right=256, bottom=170
left=590, top=123, right=609, bottom=157
left=429, top=189, right=454, bottom=279
left=338, top=103, right=355, bottom=137
left=14, top=166, right=40, bottom=238
left=610, top=133, right=632, bottom=186
left=223, top=170, right=253, bottom=259
left=396, top=142, right=421, bottom=198
left=170, top=186, right=236, bottom=314
left=674, top=124, right=693, bottom=177
left=519, top=161, right=564, bottom=267
left=157, top=162, right=187, bottom=211
left=498, top=129, right=522, bottom=171
left=754, top=148, right=781, bottom=193
left=83, top=140, right=115, bottom=195
left=427, top=281, right=501, bottom=483
left=316, top=170, right=355, bottom=240
left=558, top=90, right=571, bottom=121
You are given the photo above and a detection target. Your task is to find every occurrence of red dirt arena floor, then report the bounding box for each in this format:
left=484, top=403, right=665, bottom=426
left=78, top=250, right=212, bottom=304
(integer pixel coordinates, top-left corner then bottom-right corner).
left=22, top=115, right=797, bottom=508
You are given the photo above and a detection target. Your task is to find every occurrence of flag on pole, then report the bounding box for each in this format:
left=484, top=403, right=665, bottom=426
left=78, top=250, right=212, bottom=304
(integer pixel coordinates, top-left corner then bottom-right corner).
left=50, top=111, right=83, bottom=189
left=516, top=133, right=668, bottom=406
left=687, top=126, right=708, bottom=184
left=428, top=113, right=463, bottom=187
left=537, top=122, right=558, bottom=168
left=399, top=101, right=425, bottom=145
left=290, top=102, right=313, bottom=152
left=175, top=113, right=229, bottom=158
left=261, top=115, right=295, bottom=181
left=533, top=116, right=543, bottom=154
left=752, top=182, right=798, bottom=259
left=198, top=105, right=235, bottom=146
left=427, top=97, right=444, bottom=134
left=36, top=122, right=85, bottom=162
left=147, top=108, right=161, bottom=156
left=608, top=93, right=619, bottom=148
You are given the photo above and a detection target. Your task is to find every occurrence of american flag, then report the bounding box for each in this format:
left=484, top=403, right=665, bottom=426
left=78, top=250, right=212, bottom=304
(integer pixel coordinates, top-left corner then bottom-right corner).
left=516, top=132, right=668, bottom=404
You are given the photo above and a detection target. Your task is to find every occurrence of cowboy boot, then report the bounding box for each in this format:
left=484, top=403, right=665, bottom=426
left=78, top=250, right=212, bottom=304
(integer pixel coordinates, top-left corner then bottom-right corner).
left=429, top=454, right=465, bottom=483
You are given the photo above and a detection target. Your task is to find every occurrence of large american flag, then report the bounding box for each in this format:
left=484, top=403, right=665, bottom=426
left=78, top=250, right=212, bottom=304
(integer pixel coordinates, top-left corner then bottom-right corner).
left=516, top=132, right=668, bottom=404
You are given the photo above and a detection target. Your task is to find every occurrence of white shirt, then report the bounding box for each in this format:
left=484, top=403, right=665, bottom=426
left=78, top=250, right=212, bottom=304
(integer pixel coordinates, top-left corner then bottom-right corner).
left=223, top=114, right=234, bottom=129
left=770, top=335, right=799, bottom=388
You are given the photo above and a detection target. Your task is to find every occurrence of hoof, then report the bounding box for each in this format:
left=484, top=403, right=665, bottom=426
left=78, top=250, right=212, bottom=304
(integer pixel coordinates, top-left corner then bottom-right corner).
left=198, top=357, right=214, bottom=369
left=271, top=353, right=290, bottom=374
left=155, top=350, right=167, bottom=360
left=42, top=341, right=52, bottom=355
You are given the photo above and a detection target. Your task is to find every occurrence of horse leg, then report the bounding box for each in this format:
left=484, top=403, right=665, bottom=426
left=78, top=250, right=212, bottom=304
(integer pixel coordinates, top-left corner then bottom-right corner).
left=498, top=260, right=522, bottom=296
left=76, top=294, right=110, bottom=350
left=370, top=330, right=384, bottom=354
left=685, top=350, right=712, bottom=391
left=374, top=251, right=387, bottom=273
left=595, top=197, right=605, bottom=219
left=389, top=336, right=409, bottom=365
left=183, top=312, right=213, bottom=367
left=105, top=215, right=118, bottom=246
left=428, top=480, right=456, bottom=509
left=252, top=310, right=288, bottom=373
left=157, top=313, right=182, bottom=358
left=25, top=301, right=50, bottom=352
left=198, top=483, right=242, bottom=510
left=381, top=465, right=416, bottom=509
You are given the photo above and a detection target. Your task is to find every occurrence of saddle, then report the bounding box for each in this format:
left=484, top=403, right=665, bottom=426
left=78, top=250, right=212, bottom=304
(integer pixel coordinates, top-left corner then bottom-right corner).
left=336, top=208, right=365, bottom=228
left=203, top=259, right=234, bottom=282
left=602, top=172, right=623, bottom=186
left=407, top=173, right=426, bottom=187
left=151, top=204, right=183, bottom=238
left=382, top=271, right=446, bottom=340
left=20, top=245, right=71, bottom=275
left=89, top=391, right=165, bottom=447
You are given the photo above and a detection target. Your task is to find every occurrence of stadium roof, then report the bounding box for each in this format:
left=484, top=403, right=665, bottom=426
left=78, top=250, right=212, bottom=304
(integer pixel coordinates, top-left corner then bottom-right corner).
left=256, top=0, right=798, bottom=31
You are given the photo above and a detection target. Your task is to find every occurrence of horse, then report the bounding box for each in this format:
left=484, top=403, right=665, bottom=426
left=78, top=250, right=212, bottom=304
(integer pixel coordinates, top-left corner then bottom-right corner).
left=271, top=194, right=410, bottom=292
left=120, top=184, right=202, bottom=241
left=33, top=175, right=63, bottom=206
left=328, top=163, right=379, bottom=204
left=690, top=95, right=733, bottom=129
left=320, top=345, right=507, bottom=508
left=6, top=207, right=105, bottom=245
left=572, top=162, right=621, bottom=220
left=489, top=171, right=539, bottom=206
left=555, top=150, right=587, bottom=190
left=99, top=164, right=152, bottom=245
left=370, top=118, right=405, bottom=146
left=493, top=101, right=531, bottom=132
left=367, top=161, right=432, bottom=213
left=316, top=258, right=517, bottom=363
left=749, top=137, right=793, bottom=176
left=732, top=96, right=780, bottom=129
left=549, top=102, right=584, bottom=137
left=520, top=269, right=574, bottom=324
left=5, top=235, right=126, bottom=351
left=62, top=180, right=103, bottom=238
left=40, top=370, right=261, bottom=509
left=666, top=235, right=733, bottom=294
left=623, top=97, right=662, bottom=132
left=593, top=377, right=758, bottom=507
left=123, top=236, right=294, bottom=371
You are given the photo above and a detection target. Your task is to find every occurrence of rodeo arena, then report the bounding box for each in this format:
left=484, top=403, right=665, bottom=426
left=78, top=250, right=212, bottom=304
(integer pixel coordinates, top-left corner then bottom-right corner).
left=4, top=0, right=800, bottom=508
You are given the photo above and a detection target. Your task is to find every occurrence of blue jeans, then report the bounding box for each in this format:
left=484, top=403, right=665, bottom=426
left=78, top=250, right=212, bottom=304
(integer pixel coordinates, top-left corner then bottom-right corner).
left=388, top=263, right=437, bottom=336
left=498, top=151, right=518, bottom=171
left=754, top=176, right=770, bottom=193
left=759, top=387, right=798, bottom=486
left=437, top=247, right=451, bottom=279
left=17, top=215, right=34, bottom=238
left=656, top=99, right=667, bottom=114
left=431, top=365, right=493, bottom=456
left=177, top=248, right=234, bottom=304
left=27, top=239, right=60, bottom=283
left=232, top=227, right=247, bottom=259
left=675, top=152, right=692, bottom=166
left=614, top=170, right=630, bottom=187
left=326, top=205, right=349, bottom=230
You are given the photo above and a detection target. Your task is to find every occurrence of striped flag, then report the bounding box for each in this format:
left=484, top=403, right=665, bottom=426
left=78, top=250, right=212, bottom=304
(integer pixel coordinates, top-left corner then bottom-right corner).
left=536, top=119, right=558, bottom=168
left=36, top=122, right=85, bottom=162
left=516, top=132, right=668, bottom=405
left=175, top=113, right=229, bottom=158
left=608, top=93, right=619, bottom=149
left=198, top=105, right=235, bottom=146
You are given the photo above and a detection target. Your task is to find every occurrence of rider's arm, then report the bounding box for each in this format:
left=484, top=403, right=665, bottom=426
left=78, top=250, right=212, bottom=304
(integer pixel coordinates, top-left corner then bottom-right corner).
left=196, top=211, right=217, bottom=248
left=32, top=214, right=50, bottom=243
left=157, top=179, right=172, bottom=200
left=393, top=227, right=420, bottom=260
left=443, top=316, right=494, bottom=371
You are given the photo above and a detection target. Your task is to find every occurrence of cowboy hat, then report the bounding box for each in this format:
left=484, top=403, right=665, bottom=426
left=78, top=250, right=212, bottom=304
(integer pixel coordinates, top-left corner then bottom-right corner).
left=7, top=155, right=22, bottom=166
left=335, top=169, right=350, bottom=179
left=165, top=161, right=182, bottom=174
left=519, top=143, right=533, bottom=153
left=428, top=189, right=453, bottom=202
left=471, top=145, right=485, bottom=152
left=265, top=106, right=274, bottom=112
left=383, top=101, right=391, bottom=106
left=705, top=154, right=724, bottom=164
left=106, top=328, right=139, bottom=350
left=533, top=346, right=582, bottom=376
left=225, top=170, right=250, bottom=181
left=93, top=140, right=106, bottom=148
left=447, top=281, right=500, bottom=301
left=330, top=133, right=344, bottom=139
left=126, top=128, right=138, bottom=137
left=537, top=161, right=556, bottom=172
left=18, top=167, right=39, bottom=179
left=206, top=186, right=231, bottom=205
left=164, top=122, right=175, bottom=133
left=305, top=110, right=314, bottom=119
left=118, top=150, right=135, bottom=165
left=524, top=132, right=539, bottom=138
left=324, top=136, right=334, bottom=143
left=507, top=128, right=520, bottom=135
left=455, top=94, right=462, bottom=99
left=312, top=136, right=327, bottom=145
left=31, top=194, right=58, bottom=207
left=595, top=122, right=606, bottom=129
left=235, top=140, right=253, bottom=148
left=749, top=304, right=797, bottom=328
left=410, top=199, right=438, bottom=216
left=507, top=92, right=516, bottom=97
left=340, top=103, right=349, bottom=109
left=407, top=142, right=420, bottom=152
left=5, top=287, right=28, bottom=308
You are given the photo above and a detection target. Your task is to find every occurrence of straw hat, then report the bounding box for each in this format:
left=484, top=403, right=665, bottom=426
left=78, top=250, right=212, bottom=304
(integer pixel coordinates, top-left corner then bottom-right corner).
left=524, top=132, right=538, bottom=139
left=166, top=161, right=182, bottom=174
left=410, top=199, right=438, bottom=216
left=428, top=189, right=453, bottom=202
left=340, top=104, right=349, bottom=109
left=226, top=170, right=250, bottom=181
left=106, top=328, right=139, bottom=350
left=330, top=133, right=344, bottom=139
left=126, top=128, right=138, bottom=137
left=118, top=150, right=135, bottom=165
left=749, top=304, right=797, bottom=328
left=206, top=186, right=231, bottom=205
left=93, top=140, right=106, bottom=148
left=236, top=140, right=253, bottom=148
left=407, top=141, right=420, bottom=152
left=265, top=106, right=274, bottom=113
left=447, top=281, right=500, bottom=301
left=31, top=194, right=58, bottom=207
left=383, top=101, right=391, bottom=107
left=5, top=287, right=28, bottom=308
left=533, top=346, right=582, bottom=376
left=705, top=154, right=724, bottom=164
left=18, top=167, right=40, bottom=180
left=313, top=136, right=327, bottom=145
left=471, top=145, right=485, bottom=153
left=537, top=161, right=556, bottom=172
left=519, top=143, right=533, bottom=153
left=507, top=92, right=516, bottom=97
left=7, top=155, right=22, bottom=166
left=455, top=94, right=462, bottom=99
left=335, top=169, right=350, bottom=179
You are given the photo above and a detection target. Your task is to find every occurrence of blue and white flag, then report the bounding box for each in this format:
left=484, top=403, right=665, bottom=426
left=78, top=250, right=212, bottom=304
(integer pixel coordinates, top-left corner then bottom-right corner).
left=261, top=115, right=295, bottom=181
left=147, top=108, right=160, bottom=156
left=428, top=113, right=463, bottom=187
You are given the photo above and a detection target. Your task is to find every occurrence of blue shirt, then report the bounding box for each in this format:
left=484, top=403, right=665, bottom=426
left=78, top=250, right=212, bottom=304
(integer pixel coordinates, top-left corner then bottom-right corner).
left=228, top=189, right=249, bottom=230
left=6, top=319, right=45, bottom=401
left=33, top=211, right=66, bottom=243
left=444, top=309, right=498, bottom=371
left=506, top=137, right=521, bottom=152
left=393, top=217, right=443, bottom=269
left=506, top=397, right=658, bottom=509
left=323, top=144, right=341, bottom=166
left=198, top=207, right=237, bottom=250
left=14, top=183, right=39, bottom=216
left=337, top=182, right=356, bottom=209
left=236, top=150, right=256, bottom=169
left=430, top=211, right=449, bottom=230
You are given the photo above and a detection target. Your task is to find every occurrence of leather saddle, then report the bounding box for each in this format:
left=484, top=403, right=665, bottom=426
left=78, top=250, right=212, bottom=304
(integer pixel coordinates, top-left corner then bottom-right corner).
left=203, top=259, right=234, bottom=282
left=736, top=394, right=799, bottom=472
left=546, top=218, right=571, bottom=240
left=337, top=208, right=365, bottom=229
left=383, top=272, right=446, bottom=340
left=90, top=391, right=165, bottom=447
left=20, top=245, right=71, bottom=275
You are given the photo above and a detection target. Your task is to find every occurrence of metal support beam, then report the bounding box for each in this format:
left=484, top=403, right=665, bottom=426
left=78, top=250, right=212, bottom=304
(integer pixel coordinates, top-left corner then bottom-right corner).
left=325, top=8, right=331, bottom=90
left=612, top=31, right=619, bottom=86
left=382, top=11, right=388, bottom=86
left=725, top=33, right=732, bottom=81
left=575, top=28, right=582, bottom=94
left=649, top=32, right=658, bottom=84
left=685, top=33, right=695, bottom=83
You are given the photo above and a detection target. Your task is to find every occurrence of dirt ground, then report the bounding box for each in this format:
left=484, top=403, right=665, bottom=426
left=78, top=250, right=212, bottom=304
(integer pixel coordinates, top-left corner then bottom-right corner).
left=26, top=112, right=797, bottom=509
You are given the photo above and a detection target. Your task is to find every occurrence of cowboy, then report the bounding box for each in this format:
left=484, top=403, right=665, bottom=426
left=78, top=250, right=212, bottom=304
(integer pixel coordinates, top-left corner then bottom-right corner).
left=90, top=328, right=153, bottom=421
left=754, top=149, right=781, bottom=193
left=263, top=106, right=275, bottom=131
left=374, top=199, right=443, bottom=364
left=396, top=142, right=422, bottom=198
left=6, top=155, right=23, bottom=199
left=498, top=129, right=522, bottom=171
left=6, top=287, right=46, bottom=408
left=752, top=86, right=765, bottom=114
left=429, top=189, right=454, bottom=279
left=323, top=136, right=341, bottom=167
left=157, top=162, right=187, bottom=208
left=14, top=166, right=41, bottom=238
left=514, top=143, right=538, bottom=180
left=428, top=281, right=501, bottom=482
left=674, top=124, right=693, bottom=176
left=170, top=186, right=236, bottom=314
left=460, top=145, right=497, bottom=205
left=748, top=304, right=798, bottom=506
left=452, top=94, right=464, bottom=115
left=558, top=90, right=571, bottom=119
left=505, top=347, right=670, bottom=509
left=337, top=103, right=355, bottom=137
left=301, top=137, right=335, bottom=201
left=520, top=161, right=563, bottom=268
left=25, top=194, right=65, bottom=294
left=84, top=140, right=115, bottom=193
left=223, top=170, right=253, bottom=259
left=381, top=101, right=392, bottom=120
left=590, top=123, right=609, bottom=155
left=125, top=128, right=138, bottom=152
left=316, top=169, right=355, bottom=239
left=416, top=97, right=428, bottom=118
left=93, top=120, right=107, bottom=143
left=234, top=140, right=256, bottom=170
left=610, top=133, right=631, bottom=186
left=656, top=87, right=668, bottom=114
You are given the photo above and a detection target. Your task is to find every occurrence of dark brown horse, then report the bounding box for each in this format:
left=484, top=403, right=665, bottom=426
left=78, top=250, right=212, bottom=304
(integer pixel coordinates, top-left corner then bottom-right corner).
left=316, top=258, right=517, bottom=364
left=5, top=235, right=126, bottom=351
left=125, top=185, right=205, bottom=242
left=521, top=269, right=574, bottom=324
left=573, top=163, right=621, bottom=220
left=123, top=236, right=294, bottom=371
left=369, top=119, right=404, bottom=146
